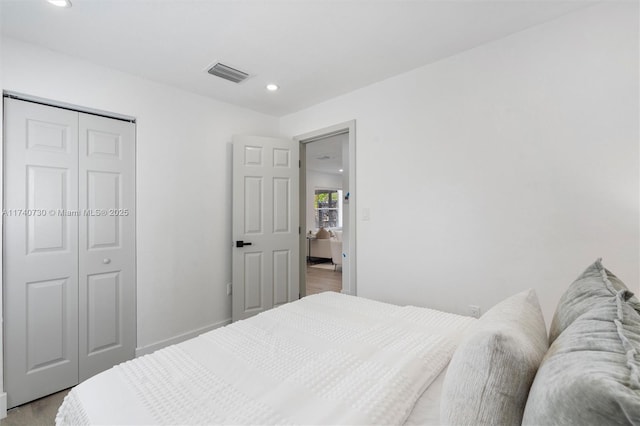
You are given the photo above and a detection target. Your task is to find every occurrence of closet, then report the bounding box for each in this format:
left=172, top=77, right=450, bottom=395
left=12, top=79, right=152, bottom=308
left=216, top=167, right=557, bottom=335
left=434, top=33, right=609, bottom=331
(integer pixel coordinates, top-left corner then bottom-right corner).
left=3, top=97, right=136, bottom=408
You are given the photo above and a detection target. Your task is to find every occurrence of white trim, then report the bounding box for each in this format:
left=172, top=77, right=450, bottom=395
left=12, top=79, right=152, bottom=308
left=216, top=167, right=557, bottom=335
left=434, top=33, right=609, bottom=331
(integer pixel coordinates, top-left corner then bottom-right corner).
left=299, top=128, right=348, bottom=144
left=134, top=318, right=231, bottom=357
left=295, top=120, right=357, bottom=297
left=3, top=91, right=136, bottom=122
left=0, top=392, right=6, bottom=419
left=1, top=84, right=5, bottom=418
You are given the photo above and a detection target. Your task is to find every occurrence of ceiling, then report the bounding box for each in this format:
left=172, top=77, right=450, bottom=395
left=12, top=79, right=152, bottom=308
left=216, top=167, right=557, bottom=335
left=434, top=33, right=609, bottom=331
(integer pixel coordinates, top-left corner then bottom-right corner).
left=306, top=133, right=346, bottom=175
left=1, top=1, right=593, bottom=117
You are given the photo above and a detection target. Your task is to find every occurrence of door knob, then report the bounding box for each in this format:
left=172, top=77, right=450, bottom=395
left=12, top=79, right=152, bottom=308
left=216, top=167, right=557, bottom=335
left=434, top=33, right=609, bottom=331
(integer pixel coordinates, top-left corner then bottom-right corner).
left=235, top=241, right=253, bottom=248
left=103, top=258, right=111, bottom=264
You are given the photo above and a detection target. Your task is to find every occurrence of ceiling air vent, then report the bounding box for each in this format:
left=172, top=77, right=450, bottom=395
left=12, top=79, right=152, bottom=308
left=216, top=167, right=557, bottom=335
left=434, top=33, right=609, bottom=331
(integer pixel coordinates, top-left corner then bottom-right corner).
left=207, top=63, right=249, bottom=84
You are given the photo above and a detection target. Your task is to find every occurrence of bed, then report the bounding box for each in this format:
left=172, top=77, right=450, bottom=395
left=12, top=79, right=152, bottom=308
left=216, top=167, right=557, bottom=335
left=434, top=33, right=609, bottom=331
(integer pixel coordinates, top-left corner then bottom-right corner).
left=56, top=291, right=476, bottom=425
left=56, top=259, right=640, bottom=425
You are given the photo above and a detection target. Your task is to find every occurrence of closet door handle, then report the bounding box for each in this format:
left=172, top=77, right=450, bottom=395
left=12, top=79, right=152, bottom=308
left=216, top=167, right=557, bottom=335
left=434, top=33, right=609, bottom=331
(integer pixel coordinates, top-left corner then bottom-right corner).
left=103, top=258, right=111, bottom=264
left=235, top=241, right=252, bottom=248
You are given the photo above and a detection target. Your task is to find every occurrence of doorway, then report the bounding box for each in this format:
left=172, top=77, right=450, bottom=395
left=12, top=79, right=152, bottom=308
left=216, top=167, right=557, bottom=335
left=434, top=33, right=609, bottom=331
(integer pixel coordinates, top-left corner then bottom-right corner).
left=296, top=121, right=356, bottom=298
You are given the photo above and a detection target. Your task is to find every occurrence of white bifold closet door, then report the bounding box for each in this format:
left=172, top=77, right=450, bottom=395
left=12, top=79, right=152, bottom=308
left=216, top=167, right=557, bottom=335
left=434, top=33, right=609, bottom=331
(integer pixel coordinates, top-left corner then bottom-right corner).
left=3, top=98, right=136, bottom=408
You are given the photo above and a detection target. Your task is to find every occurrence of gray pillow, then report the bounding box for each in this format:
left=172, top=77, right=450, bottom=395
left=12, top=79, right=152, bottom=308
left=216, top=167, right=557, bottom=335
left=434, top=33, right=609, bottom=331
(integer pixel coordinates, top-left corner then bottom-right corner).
left=441, top=289, right=548, bottom=426
left=548, top=258, right=632, bottom=344
left=522, top=291, right=640, bottom=425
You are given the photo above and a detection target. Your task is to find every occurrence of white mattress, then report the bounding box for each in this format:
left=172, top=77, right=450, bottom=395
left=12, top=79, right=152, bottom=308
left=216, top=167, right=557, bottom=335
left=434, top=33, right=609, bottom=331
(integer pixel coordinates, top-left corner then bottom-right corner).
left=57, top=292, right=474, bottom=425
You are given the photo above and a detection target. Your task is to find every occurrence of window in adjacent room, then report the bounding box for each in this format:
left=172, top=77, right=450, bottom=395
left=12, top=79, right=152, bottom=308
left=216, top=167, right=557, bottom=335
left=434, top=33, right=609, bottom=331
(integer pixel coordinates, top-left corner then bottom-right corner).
left=314, top=189, right=343, bottom=229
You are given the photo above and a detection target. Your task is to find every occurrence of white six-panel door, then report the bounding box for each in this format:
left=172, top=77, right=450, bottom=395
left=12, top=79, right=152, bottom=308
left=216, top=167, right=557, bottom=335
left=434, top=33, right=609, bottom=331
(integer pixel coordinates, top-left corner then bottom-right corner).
left=4, top=99, right=80, bottom=408
left=3, top=98, right=136, bottom=407
left=78, top=112, right=136, bottom=382
left=232, top=136, right=299, bottom=322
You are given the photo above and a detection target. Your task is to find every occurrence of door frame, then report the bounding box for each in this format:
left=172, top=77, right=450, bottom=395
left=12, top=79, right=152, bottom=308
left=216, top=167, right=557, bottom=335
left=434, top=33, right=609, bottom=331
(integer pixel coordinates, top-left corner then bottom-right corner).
left=295, top=120, right=356, bottom=297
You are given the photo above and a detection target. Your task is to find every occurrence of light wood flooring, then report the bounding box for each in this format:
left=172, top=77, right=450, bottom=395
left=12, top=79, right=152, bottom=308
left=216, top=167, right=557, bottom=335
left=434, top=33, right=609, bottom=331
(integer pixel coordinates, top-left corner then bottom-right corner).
left=306, top=262, right=342, bottom=295
left=1, top=389, right=68, bottom=426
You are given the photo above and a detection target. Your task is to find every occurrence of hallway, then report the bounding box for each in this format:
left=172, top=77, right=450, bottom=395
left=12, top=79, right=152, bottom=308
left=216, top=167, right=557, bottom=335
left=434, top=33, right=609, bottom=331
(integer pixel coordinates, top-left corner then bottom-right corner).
left=306, top=264, right=342, bottom=295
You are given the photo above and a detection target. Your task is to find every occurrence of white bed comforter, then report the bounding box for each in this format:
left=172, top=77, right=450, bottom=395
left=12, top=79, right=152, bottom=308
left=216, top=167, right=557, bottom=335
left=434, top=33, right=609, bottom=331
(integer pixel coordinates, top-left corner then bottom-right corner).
left=56, top=292, right=475, bottom=425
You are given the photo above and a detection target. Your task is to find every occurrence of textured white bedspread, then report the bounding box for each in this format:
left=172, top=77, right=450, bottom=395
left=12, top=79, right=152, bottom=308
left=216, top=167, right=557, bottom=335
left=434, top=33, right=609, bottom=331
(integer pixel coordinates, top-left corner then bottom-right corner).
left=56, top=292, right=475, bottom=425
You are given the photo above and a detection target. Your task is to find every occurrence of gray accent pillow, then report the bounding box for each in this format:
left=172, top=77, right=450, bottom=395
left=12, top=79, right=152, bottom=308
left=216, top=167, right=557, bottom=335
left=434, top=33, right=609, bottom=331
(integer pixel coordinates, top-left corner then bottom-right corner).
left=522, top=291, right=640, bottom=425
left=549, top=259, right=638, bottom=345
left=441, top=289, right=548, bottom=426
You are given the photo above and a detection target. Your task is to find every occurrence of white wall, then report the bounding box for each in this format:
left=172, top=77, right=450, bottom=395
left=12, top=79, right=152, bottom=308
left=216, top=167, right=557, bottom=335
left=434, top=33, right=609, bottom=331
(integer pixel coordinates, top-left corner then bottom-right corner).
left=306, top=170, right=342, bottom=233
left=280, top=3, right=640, bottom=323
left=0, top=38, right=280, bottom=355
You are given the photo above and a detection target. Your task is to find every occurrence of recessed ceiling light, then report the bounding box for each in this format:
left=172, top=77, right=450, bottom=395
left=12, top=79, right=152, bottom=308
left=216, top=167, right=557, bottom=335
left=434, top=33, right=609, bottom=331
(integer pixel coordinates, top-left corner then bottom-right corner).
left=266, top=84, right=279, bottom=92
left=47, top=0, right=72, bottom=7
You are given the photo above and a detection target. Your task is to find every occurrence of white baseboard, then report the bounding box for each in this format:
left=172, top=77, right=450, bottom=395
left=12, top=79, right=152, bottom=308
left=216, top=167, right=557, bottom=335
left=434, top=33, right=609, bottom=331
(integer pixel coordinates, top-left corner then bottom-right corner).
left=0, top=392, right=7, bottom=419
left=135, top=318, right=231, bottom=357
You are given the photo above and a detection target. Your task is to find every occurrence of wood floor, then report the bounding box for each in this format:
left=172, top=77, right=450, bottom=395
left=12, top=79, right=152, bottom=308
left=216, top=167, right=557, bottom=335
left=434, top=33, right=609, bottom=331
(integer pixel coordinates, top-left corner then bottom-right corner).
left=306, top=262, right=342, bottom=295
left=1, top=389, right=68, bottom=426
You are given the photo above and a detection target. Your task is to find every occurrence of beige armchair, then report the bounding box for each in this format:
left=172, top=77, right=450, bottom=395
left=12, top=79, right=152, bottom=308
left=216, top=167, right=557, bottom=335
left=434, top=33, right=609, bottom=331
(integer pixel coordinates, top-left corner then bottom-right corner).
left=309, top=238, right=332, bottom=260
left=330, top=238, right=342, bottom=271
left=308, top=229, right=343, bottom=266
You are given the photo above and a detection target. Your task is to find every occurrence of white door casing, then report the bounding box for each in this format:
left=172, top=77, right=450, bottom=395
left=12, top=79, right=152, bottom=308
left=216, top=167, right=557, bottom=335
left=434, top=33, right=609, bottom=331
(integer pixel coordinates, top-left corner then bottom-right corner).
left=232, top=136, right=299, bottom=322
left=295, top=120, right=356, bottom=297
left=3, top=98, right=136, bottom=407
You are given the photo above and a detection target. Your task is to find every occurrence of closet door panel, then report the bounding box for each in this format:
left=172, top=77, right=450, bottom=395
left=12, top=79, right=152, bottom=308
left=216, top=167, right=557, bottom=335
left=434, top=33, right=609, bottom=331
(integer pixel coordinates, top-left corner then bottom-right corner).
left=26, top=166, right=69, bottom=253
left=86, top=171, right=121, bottom=249
left=78, top=113, right=136, bottom=381
left=4, top=98, right=79, bottom=408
